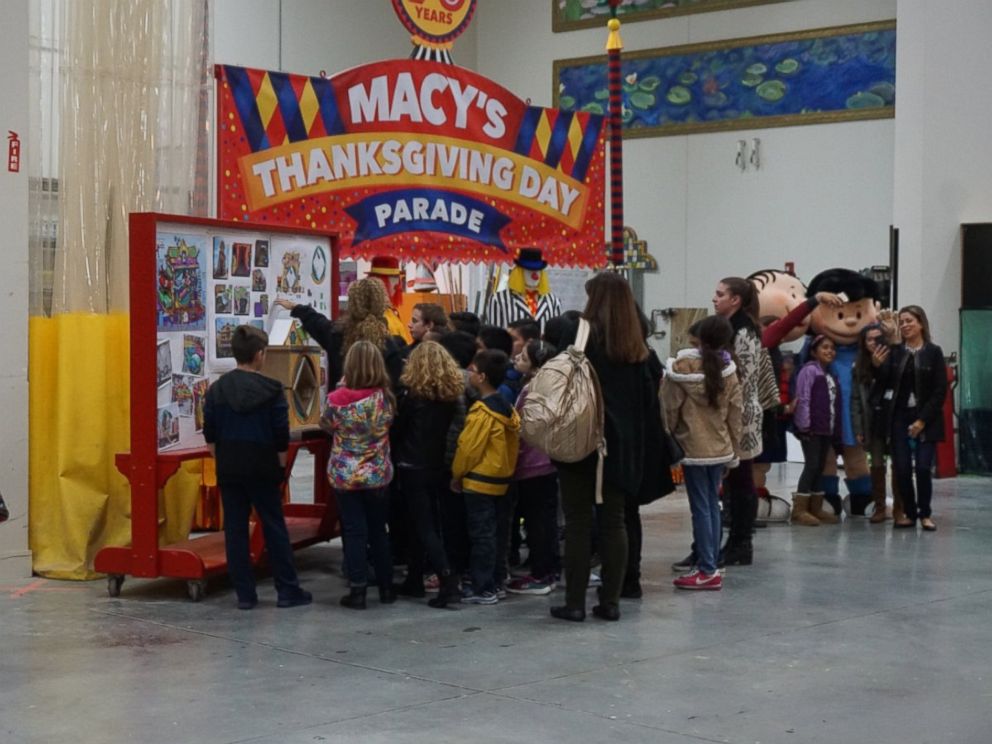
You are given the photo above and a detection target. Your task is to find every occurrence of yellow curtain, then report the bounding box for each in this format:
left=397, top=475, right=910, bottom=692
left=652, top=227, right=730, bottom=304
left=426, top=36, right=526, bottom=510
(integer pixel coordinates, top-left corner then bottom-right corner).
left=28, top=0, right=210, bottom=579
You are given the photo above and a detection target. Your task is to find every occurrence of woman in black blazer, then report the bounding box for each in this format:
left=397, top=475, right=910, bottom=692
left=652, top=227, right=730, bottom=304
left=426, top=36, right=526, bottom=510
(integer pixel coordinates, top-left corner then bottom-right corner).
left=873, top=305, right=947, bottom=530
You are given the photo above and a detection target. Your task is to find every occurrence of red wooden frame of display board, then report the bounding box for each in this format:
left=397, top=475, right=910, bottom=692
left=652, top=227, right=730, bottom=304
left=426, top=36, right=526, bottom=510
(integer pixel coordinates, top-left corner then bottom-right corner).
left=94, top=212, right=341, bottom=600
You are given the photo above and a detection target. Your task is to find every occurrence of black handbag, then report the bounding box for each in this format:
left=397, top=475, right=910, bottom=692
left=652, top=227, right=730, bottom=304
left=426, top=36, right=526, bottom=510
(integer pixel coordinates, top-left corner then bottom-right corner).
left=659, top=400, right=685, bottom=465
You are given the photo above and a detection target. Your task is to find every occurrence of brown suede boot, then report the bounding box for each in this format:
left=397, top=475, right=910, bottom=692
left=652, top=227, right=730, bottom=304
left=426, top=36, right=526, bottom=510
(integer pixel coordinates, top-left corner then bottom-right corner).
left=790, top=494, right=820, bottom=526
left=810, top=493, right=840, bottom=524
left=891, top=471, right=905, bottom=523
left=869, top=466, right=889, bottom=523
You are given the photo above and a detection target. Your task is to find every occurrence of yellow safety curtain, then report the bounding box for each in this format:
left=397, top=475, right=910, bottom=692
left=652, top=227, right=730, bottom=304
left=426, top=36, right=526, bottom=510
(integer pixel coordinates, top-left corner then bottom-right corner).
left=28, top=0, right=210, bottom=579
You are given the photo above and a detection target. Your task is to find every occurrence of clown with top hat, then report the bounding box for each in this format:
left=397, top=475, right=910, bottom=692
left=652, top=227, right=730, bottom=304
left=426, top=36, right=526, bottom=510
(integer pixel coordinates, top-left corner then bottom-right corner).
left=367, top=255, right=412, bottom=343
left=486, top=248, right=562, bottom=331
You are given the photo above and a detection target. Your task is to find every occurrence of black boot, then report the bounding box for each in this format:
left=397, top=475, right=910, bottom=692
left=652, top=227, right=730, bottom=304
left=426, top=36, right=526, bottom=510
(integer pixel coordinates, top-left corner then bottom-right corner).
left=849, top=492, right=872, bottom=517
left=340, top=586, right=367, bottom=610
left=393, top=576, right=426, bottom=598
left=723, top=491, right=755, bottom=566
left=721, top=538, right=753, bottom=566
left=428, top=572, right=460, bottom=609
left=620, top=577, right=643, bottom=599
left=378, top=585, right=397, bottom=604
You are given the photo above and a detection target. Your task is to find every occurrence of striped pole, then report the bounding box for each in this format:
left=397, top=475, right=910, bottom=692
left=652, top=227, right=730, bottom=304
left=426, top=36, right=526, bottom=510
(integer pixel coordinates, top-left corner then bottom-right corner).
left=606, top=14, right=624, bottom=266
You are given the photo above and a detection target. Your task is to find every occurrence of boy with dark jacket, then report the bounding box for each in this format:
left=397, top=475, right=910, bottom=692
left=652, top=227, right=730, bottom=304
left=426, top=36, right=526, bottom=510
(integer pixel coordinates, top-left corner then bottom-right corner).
left=451, top=350, right=520, bottom=604
left=203, top=325, right=312, bottom=610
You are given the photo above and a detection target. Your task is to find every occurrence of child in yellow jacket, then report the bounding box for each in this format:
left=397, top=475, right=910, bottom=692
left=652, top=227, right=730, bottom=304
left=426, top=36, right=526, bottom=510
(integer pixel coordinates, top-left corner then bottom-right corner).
left=452, top=349, right=520, bottom=604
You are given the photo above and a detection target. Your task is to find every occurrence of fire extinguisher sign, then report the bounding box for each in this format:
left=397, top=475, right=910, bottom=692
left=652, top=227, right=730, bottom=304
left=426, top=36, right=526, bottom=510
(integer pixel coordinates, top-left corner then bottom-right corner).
left=8, top=131, right=21, bottom=173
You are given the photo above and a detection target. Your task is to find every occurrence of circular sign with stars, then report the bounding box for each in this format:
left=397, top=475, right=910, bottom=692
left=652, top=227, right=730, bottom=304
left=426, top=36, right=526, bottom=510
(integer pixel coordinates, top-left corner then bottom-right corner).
left=391, top=0, right=477, bottom=47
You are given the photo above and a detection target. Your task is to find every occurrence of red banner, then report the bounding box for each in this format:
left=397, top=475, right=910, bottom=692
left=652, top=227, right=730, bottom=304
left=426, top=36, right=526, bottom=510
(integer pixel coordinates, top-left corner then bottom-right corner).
left=217, top=60, right=607, bottom=267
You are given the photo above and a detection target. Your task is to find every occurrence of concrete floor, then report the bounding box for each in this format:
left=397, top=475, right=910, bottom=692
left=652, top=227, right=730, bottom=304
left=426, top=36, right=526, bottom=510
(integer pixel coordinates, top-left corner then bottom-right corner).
left=3, top=465, right=992, bottom=744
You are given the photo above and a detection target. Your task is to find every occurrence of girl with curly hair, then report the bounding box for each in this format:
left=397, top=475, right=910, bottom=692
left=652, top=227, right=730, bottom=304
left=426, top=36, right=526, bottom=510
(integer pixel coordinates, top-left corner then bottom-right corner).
left=391, top=341, right=465, bottom=608
left=273, top=277, right=404, bottom=388
left=342, top=278, right=405, bottom=386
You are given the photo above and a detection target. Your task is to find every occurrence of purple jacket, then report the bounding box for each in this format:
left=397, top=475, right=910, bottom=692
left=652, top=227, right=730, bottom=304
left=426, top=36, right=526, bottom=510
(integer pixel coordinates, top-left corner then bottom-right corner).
left=513, top=386, right=556, bottom=481
left=793, top=362, right=842, bottom=439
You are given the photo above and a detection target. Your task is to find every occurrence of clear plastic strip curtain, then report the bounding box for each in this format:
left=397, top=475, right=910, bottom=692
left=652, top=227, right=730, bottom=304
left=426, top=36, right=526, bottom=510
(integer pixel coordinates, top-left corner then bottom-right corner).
left=27, top=0, right=211, bottom=578
left=29, top=0, right=211, bottom=317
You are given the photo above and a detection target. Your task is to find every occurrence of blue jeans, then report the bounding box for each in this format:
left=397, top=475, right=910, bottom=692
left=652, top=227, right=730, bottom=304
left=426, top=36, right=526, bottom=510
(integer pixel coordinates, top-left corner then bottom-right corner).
left=463, top=491, right=510, bottom=593
left=220, top=480, right=302, bottom=604
left=890, top=408, right=936, bottom=520
left=335, top=487, right=392, bottom=588
left=683, top=464, right=724, bottom=575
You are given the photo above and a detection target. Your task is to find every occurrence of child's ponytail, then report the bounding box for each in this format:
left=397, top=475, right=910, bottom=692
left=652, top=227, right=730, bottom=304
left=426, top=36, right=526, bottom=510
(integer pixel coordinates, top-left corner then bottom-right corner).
left=688, top=315, right=736, bottom=408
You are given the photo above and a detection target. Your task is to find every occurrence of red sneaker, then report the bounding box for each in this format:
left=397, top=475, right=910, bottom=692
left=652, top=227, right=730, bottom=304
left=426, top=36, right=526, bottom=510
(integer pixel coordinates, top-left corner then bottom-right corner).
left=673, top=570, right=722, bottom=591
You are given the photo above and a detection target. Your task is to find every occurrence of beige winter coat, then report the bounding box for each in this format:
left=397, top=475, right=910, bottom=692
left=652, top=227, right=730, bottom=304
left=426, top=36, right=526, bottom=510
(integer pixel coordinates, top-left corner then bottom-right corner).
left=661, top=349, right=744, bottom=467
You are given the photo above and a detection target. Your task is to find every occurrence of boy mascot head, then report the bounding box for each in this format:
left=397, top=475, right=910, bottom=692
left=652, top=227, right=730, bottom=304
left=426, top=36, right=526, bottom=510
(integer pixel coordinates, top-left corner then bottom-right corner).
left=807, top=268, right=880, bottom=346
left=507, top=248, right=551, bottom=296
left=748, top=269, right=810, bottom=342
left=367, top=255, right=405, bottom=309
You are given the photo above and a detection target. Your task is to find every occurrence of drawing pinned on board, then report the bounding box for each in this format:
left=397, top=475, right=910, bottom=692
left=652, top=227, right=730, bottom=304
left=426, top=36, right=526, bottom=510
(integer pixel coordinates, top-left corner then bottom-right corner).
left=276, top=250, right=303, bottom=294
left=157, top=338, right=172, bottom=388
left=215, top=317, right=239, bottom=359
left=182, top=334, right=206, bottom=376
left=232, top=242, right=252, bottom=277
left=158, top=404, right=181, bottom=450
left=192, top=379, right=209, bottom=432
left=252, top=268, right=267, bottom=292
left=311, top=244, right=327, bottom=283
left=254, top=239, right=270, bottom=267
left=171, top=374, right=198, bottom=417
left=213, top=238, right=228, bottom=279
left=215, top=284, right=232, bottom=314
left=233, top=286, right=250, bottom=315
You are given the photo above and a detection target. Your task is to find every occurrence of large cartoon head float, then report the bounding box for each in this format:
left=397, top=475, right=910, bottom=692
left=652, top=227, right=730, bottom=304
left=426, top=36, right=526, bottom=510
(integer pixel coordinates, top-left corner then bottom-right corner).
left=507, top=248, right=551, bottom=295
left=807, top=268, right=880, bottom=347
left=748, top=269, right=809, bottom=342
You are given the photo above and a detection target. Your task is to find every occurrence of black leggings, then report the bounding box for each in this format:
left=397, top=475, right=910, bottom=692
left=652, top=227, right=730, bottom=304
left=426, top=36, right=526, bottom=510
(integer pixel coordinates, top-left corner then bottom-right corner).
left=797, top=435, right=832, bottom=493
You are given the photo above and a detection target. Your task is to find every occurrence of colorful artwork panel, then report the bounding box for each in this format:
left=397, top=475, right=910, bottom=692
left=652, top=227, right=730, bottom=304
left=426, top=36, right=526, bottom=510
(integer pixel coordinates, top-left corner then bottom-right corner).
left=156, top=234, right=206, bottom=332
left=553, top=0, right=793, bottom=32
left=554, top=21, right=896, bottom=137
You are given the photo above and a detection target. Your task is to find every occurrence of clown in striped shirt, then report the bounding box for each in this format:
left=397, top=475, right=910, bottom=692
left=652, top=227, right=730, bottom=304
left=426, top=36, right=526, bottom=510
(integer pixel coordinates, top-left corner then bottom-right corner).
left=485, top=249, right=562, bottom=332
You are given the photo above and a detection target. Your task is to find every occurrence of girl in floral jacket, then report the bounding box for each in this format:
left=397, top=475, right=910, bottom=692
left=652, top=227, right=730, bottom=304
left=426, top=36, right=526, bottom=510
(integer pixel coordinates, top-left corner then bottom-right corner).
left=321, top=340, right=395, bottom=610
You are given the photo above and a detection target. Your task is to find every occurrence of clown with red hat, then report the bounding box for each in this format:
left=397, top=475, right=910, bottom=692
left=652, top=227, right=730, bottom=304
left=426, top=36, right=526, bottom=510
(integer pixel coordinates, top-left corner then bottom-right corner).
left=367, top=255, right=412, bottom=343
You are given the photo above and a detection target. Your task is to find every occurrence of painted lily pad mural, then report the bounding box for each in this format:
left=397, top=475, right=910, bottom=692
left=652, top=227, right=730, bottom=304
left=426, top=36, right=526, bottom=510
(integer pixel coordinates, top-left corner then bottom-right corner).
left=553, top=20, right=896, bottom=137
left=553, top=0, right=796, bottom=33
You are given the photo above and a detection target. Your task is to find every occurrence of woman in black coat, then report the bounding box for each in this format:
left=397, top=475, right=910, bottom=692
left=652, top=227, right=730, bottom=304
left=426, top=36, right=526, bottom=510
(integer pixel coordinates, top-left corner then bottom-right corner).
left=551, top=273, right=663, bottom=623
left=872, top=305, right=947, bottom=530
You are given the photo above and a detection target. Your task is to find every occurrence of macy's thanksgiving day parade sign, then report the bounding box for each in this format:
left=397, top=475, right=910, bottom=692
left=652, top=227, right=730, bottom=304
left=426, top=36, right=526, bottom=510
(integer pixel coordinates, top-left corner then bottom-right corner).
left=217, top=59, right=607, bottom=267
